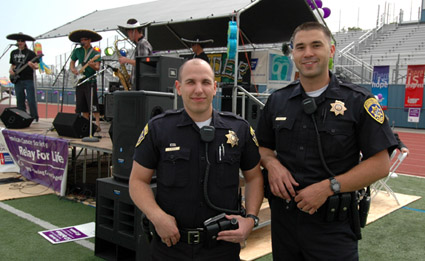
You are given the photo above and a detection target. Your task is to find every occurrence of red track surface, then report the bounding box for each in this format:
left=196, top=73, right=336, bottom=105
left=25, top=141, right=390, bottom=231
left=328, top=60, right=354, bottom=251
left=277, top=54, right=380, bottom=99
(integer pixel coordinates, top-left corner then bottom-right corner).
left=38, top=103, right=76, bottom=119
left=395, top=131, right=425, bottom=178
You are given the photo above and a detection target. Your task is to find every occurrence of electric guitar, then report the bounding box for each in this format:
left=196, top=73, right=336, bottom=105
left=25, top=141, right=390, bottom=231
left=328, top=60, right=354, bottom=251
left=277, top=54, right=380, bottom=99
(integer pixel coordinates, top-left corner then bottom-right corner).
left=71, top=54, right=101, bottom=86
left=10, top=54, right=43, bottom=84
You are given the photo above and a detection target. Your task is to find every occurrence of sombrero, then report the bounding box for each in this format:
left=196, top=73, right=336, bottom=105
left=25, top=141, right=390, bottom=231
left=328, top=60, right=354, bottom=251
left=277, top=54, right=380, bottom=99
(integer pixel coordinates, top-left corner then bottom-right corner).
left=118, top=18, right=151, bottom=37
left=181, top=36, right=214, bottom=48
left=68, top=29, right=102, bottom=43
left=6, top=32, right=35, bottom=42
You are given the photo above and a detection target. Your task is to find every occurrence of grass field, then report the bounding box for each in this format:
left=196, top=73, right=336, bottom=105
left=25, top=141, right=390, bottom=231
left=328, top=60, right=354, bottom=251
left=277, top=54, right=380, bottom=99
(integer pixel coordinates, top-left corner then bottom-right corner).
left=0, top=174, right=424, bottom=260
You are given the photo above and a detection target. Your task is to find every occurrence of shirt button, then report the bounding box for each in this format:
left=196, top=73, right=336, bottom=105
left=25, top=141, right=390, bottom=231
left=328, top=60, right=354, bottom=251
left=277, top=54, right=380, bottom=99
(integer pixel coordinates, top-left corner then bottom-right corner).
left=302, top=125, right=307, bottom=129
left=299, top=146, right=304, bottom=151
left=200, top=156, right=205, bottom=161
left=331, top=129, right=336, bottom=133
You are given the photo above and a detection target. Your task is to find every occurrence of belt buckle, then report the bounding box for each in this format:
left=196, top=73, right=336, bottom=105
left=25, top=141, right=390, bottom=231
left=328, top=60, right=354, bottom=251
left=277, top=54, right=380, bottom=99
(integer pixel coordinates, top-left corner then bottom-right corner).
left=187, top=230, right=200, bottom=244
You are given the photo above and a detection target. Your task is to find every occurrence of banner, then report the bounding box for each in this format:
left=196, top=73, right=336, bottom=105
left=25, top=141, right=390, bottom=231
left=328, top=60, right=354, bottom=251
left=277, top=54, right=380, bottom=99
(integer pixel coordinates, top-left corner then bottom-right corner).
left=372, top=66, right=389, bottom=110
left=1, top=130, right=69, bottom=196
left=0, top=128, right=19, bottom=173
left=404, top=65, right=425, bottom=108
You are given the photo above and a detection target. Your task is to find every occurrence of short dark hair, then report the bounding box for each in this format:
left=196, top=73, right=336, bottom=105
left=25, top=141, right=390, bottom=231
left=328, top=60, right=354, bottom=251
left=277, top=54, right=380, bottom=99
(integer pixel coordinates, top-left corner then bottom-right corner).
left=291, top=21, right=332, bottom=44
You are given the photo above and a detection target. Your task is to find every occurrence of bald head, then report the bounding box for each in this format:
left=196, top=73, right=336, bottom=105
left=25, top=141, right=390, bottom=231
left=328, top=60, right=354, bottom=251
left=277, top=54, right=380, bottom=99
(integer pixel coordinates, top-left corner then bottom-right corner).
left=178, top=58, right=214, bottom=82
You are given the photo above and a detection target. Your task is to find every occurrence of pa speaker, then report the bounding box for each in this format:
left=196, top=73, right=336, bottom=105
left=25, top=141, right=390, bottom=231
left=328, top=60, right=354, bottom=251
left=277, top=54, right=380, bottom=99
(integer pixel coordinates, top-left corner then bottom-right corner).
left=0, top=107, right=33, bottom=129
left=112, top=91, right=176, bottom=181
left=53, top=113, right=97, bottom=138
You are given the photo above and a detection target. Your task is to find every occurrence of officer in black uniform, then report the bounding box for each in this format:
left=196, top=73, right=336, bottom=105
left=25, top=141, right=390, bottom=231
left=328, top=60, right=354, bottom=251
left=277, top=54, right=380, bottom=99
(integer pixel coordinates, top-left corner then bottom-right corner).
left=129, top=58, right=263, bottom=260
left=256, top=22, right=398, bottom=260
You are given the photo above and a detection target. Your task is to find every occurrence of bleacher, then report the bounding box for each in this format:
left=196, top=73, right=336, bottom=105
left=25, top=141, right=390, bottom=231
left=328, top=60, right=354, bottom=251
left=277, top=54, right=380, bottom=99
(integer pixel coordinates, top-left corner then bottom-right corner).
left=334, top=22, right=425, bottom=84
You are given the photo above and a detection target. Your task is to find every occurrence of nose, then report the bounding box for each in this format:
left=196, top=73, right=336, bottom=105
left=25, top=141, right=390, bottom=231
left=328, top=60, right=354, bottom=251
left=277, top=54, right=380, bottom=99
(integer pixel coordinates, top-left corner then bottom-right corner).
left=304, top=46, right=314, bottom=57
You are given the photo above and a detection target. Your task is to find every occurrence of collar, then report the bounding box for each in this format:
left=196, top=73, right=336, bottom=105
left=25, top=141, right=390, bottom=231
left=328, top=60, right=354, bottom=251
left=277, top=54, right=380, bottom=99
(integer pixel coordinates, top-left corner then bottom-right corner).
left=176, top=109, right=231, bottom=130
left=288, top=72, right=343, bottom=101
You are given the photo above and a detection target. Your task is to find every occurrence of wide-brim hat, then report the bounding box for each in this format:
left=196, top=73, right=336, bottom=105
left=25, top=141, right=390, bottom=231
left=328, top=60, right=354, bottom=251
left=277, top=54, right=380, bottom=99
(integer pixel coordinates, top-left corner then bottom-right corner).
left=181, top=36, right=214, bottom=48
left=118, top=18, right=151, bottom=37
left=68, top=29, right=102, bottom=43
left=6, top=32, right=35, bottom=42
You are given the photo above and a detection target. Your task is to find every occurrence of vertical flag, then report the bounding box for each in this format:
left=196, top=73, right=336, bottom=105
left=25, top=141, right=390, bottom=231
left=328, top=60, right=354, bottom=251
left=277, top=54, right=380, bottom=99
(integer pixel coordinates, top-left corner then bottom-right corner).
left=404, top=65, right=425, bottom=108
left=372, top=66, right=390, bottom=110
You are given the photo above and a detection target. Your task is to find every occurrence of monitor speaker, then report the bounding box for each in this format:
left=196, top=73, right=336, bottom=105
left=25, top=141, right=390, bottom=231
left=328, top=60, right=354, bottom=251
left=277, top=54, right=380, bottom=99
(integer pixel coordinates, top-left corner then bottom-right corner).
left=112, top=91, right=175, bottom=181
left=0, top=107, right=33, bottom=129
left=53, top=113, right=97, bottom=138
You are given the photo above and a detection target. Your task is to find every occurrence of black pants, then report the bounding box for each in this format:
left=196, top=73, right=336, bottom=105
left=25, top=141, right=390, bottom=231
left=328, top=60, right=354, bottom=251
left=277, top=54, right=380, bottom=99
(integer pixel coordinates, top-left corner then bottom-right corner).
left=150, top=234, right=240, bottom=261
left=269, top=196, right=359, bottom=261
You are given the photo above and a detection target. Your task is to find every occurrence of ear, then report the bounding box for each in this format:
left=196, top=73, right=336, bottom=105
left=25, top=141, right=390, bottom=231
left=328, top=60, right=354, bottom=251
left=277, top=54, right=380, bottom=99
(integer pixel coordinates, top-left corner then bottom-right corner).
left=213, top=81, right=217, bottom=96
left=175, top=80, right=182, bottom=95
left=330, top=44, right=336, bottom=58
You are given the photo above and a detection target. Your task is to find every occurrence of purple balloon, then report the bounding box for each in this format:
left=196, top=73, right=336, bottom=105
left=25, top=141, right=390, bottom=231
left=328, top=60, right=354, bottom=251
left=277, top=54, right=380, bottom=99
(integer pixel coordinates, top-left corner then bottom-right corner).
left=323, top=7, right=331, bottom=18
left=378, top=93, right=383, bottom=99
left=315, top=0, right=323, bottom=9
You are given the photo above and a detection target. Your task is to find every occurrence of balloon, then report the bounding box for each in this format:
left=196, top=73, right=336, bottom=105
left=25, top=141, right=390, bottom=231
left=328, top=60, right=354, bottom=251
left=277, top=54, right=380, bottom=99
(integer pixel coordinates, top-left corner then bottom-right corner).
left=315, top=0, right=323, bottom=9
left=323, top=7, right=331, bottom=18
left=378, top=93, right=383, bottom=99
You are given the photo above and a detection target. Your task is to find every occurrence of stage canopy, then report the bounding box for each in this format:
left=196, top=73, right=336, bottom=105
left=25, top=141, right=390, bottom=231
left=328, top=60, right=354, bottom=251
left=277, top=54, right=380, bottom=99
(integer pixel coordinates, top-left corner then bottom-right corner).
left=37, top=0, right=317, bottom=52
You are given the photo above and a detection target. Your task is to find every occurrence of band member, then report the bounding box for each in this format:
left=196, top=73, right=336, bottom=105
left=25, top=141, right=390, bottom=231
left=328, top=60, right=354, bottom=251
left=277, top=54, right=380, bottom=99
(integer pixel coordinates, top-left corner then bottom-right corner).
left=7, top=32, right=39, bottom=122
left=118, top=18, right=152, bottom=86
left=68, top=29, right=102, bottom=131
left=182, top=36, right=213, bottom=63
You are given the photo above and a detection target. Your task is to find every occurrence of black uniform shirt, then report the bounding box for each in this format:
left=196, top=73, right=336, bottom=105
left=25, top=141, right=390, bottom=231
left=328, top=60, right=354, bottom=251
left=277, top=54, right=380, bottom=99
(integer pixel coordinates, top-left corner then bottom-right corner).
left=133, top=109, right=260, bottom=228
left=256, top=72, right=398, bottom=189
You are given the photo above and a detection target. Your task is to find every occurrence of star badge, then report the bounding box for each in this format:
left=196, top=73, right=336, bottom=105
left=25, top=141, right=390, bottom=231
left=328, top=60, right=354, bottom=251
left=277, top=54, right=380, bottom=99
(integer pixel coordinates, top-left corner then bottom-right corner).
left=225, top=130, right=239, bottom=147
left=330, top=100, right=347, bottom=116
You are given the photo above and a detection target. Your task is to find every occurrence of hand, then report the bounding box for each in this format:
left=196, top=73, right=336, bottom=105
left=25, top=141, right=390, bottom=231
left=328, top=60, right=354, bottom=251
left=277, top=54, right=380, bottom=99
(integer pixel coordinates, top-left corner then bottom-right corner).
left=118, top=57, right=128, bottom=64
left=9, top=69, right=15, bottom=75
left=267, top=163, right=299, bottom=200
left=216, top=215, right=252, bottom=243
left=294, top=180, right=330, bottom=215
left=151, top=213, right=180, bottom=247
left=400, top=147, right=409, bottom=155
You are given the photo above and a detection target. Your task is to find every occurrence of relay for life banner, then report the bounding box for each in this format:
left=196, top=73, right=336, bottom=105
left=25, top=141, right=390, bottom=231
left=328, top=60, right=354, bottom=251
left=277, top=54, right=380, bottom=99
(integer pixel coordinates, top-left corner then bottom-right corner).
left=372, top=66, right=389, bottom=110
left=1, top=129, right=69, bottom=196
left=404, top=65, right=425, bottom=108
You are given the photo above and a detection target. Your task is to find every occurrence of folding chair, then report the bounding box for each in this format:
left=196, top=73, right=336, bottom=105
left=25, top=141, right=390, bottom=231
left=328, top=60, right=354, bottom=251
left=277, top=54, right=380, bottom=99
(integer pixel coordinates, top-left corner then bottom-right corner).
left=371, top=150, right=408, bottom=205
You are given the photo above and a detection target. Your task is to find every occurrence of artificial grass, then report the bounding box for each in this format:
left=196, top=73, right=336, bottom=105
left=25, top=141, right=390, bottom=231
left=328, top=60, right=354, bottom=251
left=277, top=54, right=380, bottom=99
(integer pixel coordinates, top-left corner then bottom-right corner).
left=1, top=175, right=423, bottom=260
left=256, top=174, right=425, bottom=261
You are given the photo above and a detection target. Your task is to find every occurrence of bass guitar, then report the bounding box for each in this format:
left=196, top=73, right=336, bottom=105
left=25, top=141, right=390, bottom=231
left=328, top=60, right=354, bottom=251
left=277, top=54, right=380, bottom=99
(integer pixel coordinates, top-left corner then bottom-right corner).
left=71, top=54, right=101, bottom=86
left=10, top=54, right=43, bottom=84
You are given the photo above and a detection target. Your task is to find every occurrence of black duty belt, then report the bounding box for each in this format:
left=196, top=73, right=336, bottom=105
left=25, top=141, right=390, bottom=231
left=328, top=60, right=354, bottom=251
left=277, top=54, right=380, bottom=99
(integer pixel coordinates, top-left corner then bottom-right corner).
left=179, top=228, right=204, bottom=245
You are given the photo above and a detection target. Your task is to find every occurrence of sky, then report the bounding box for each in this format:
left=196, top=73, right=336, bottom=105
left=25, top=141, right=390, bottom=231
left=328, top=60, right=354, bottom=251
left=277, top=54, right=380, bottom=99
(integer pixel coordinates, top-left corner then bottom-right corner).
left=1, top=0, right=423, bottom=79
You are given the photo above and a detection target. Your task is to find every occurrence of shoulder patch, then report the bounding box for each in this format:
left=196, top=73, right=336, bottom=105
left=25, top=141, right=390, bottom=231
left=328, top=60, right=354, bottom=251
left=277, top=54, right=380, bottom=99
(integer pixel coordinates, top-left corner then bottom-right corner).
left=364, top=97, right=385, bottom=124
left=250, top=126, right=259, bottom=147
left=135, top=123, right=149, bottom=147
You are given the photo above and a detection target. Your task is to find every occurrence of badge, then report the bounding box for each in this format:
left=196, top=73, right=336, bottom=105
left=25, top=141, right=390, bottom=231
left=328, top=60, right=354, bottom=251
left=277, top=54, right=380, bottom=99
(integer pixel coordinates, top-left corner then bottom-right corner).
left=165, top=146, right=180, bottom=152
left=364, top=97, right=385, bottom=124
left=250, top=126, right=259, bottom=147
left=135, top=124, right=149, bottom=147
left=275, top=117, right=287, bottom=121
left=330, top=100, right=347, bottom=116
left=225, top=130, right=239, bottom=147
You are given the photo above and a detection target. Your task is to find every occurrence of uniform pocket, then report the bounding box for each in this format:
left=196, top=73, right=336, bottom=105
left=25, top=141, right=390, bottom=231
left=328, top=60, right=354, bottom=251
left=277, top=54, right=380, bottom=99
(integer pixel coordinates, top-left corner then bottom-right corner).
left=319, top=120, right=355, bottom=158
left=274, top=117, right=295, bottom=153
left=158, top=148, right=191, bottom=187
left=215, top=150, right=241, bottom=189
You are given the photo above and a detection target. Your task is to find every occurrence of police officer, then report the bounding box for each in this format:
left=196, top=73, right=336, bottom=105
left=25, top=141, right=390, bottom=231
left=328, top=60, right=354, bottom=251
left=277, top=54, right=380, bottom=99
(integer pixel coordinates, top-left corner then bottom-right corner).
left=129, top=58, right=263, bottom=260
left=256, top=22, right=398, bottom=260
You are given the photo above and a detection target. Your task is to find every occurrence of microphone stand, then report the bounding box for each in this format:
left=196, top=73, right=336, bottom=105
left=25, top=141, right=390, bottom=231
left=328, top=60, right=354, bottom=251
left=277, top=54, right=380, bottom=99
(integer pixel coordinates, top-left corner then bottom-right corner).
left=0, top=44, right=15, bottom=61
left=52, top=44, right=78, bottom=112
left=80, top=67, right=107, bottom=142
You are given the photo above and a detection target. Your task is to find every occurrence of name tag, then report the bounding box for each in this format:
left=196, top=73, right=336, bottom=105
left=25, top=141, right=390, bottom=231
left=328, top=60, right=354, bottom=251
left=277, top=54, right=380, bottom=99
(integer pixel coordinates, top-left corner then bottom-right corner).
left=275, top=117, right=287, bottom=121
left=165, top=146, right=180, bottom=152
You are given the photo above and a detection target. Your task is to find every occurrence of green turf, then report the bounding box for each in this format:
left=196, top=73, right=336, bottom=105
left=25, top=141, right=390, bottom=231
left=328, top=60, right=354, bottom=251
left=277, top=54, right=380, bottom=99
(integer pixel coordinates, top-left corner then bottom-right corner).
left=0, top=175, right=424, bottom=260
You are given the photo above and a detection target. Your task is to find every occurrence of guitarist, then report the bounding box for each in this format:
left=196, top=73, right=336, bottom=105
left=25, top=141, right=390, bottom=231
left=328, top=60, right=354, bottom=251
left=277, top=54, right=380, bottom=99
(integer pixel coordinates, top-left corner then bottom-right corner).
left=69, top=29, right=102, bottom=132
left=7, top=33, right=39, bottom=122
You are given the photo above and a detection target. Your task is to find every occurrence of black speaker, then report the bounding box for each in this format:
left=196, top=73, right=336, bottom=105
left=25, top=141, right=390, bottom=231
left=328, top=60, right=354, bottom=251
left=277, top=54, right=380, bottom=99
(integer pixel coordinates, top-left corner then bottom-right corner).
left=0, top=107, right=33, bottom=129
left=135, top=56, right=184, bottom=92
left=112, top=91, right=176, bottom=181
left=104, top=93, right=114, bottom=121
left=53, top=113, right=97, bottom=138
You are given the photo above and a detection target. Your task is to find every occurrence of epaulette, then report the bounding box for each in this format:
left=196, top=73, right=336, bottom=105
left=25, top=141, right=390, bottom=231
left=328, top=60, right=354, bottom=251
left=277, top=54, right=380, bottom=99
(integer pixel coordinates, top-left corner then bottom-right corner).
left=150, top=108, right=183, bottom=121
left=218, top=111, right=244, bottom=120
left=338, top=80, right=370, bottom=96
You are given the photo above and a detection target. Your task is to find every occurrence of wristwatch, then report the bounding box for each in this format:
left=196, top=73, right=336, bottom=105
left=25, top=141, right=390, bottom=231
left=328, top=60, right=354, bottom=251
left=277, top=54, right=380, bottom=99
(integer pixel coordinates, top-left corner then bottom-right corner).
left=329, top=177, right=341, bottom=194
left=246, top=214, right=259, bottom=227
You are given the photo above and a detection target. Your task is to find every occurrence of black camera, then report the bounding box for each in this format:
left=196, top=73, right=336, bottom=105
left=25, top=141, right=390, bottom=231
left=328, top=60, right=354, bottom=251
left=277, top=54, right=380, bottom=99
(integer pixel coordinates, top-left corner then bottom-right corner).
left=203, top=213, right=239, bottom=247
